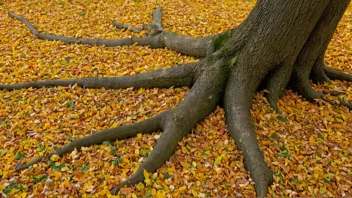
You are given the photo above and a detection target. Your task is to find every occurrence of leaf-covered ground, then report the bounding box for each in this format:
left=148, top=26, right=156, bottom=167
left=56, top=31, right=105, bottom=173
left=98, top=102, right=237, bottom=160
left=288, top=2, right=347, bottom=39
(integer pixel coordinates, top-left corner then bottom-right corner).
left=0, top=0, right=352, bottom=197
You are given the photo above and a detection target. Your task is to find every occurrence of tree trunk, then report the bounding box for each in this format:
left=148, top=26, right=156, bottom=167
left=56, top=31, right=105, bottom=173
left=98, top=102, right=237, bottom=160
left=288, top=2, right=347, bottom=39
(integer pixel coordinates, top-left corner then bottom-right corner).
left=5, top=0, right=352, bottom=197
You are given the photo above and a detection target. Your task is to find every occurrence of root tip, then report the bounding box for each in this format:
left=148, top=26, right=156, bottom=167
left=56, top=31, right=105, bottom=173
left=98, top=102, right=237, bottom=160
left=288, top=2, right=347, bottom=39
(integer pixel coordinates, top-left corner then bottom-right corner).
left=15, top=164, right=25, bottom=171
left=110, top=181, right=128, bottom=195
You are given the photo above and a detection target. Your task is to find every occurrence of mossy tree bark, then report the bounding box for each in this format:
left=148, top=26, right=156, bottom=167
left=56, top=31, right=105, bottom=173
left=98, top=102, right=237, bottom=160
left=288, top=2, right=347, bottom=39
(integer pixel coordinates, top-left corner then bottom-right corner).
left=4, top=0, right=352, bottom=197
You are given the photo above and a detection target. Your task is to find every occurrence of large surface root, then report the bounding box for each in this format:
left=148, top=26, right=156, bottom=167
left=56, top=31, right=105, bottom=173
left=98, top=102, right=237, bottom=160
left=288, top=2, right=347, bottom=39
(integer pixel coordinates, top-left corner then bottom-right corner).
left=8, top=8, right=214, bottom=57
left=15, top=113, right=165, bottom=171
left=14, top=54, right=229, bottom=195
left=110, top=57, right=229, bottom=194
left=224, top=71, right=273, bottom=198
left=324, top=66, right=352, bottom=82
left=0, top=63, right=197, bottom=90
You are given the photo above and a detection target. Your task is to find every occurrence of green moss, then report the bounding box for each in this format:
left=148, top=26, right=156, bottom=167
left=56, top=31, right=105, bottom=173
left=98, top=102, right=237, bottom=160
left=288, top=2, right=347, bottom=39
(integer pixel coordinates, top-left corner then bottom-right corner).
left=219, top=56, right=237, bottom=73
left=212, top=33, right=229, bottom=51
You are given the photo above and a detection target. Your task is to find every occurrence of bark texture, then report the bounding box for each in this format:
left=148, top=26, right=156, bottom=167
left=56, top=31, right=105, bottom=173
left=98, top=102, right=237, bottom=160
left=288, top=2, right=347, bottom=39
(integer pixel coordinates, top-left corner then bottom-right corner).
left=5, top=0, right=352, bottom=197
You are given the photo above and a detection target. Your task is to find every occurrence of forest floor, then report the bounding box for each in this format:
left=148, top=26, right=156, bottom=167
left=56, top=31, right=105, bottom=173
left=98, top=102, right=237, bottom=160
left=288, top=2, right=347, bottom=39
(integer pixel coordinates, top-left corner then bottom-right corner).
left=0, top=0, right=351, bottom=197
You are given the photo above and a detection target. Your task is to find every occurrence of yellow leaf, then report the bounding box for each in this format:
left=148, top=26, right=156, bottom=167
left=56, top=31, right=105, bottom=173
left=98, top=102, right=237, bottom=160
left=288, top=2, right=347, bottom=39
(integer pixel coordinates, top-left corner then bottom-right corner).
left=121, top=169, right=127, bottom=179
left=136, top=183, right=144, bottom=191
left=152, top=173, right=158, bottom=180
left=144, top=178, right=152, bottom=186
left=20, top=192, right=27, bottom=198
left=191, top=161, right=196, bottom=168
left=309, top=135, right=315, bottom=145
left=192, top=189, right=198, bottom=197
left=181, top=146, right=188, bottom=154
left=181, top=162, right=189, bottom=168
left=215, top=156, right=223, bottom=165
left=156, top=191, right=165, bottom=198
left=111, top=122, right=120, bottom=127
left=326, top=116, right=334, bottom=122
left=143, top=169, right=150, bottom=179
left=152, top=188, right=157, bottom=196
left=17, top=128, right=27, bottom=136
left=179, top=186, right=187, bottom=191
left=50, top=154, right=60, bottom=162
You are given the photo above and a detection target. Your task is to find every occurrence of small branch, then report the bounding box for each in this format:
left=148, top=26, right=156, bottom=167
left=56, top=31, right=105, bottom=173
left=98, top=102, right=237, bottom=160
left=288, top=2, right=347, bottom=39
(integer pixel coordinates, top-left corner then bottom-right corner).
left=112, top=21, right=143, bottom=33
left=324, top=66, right=352, bottom=82
left=16, top=113, right=165, bottom=171
left=0, top=63, right=196, bottom=91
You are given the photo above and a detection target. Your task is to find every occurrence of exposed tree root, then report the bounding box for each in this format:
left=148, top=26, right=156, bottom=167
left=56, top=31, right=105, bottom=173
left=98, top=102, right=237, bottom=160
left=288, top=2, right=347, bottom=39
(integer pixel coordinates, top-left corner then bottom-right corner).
left=292, top=0, right=350, bottom=85
left=15, top=113, right=165, bottom=171
left=112, top=21, right=143, bottom=33
left=110, top=57, right=229, bottom=194
left=324, top=65, right=352, bottom=82
left=0, top=63, right=197, bottom=90
left=8, top=11, right=159, bottom=46
left=8, top=9, right=214, bottom=57
left=322, top=89, right=346, bottom=96
left=224, top=67, right=273, bottom=197
left=113, top=8, right=163, bottom=35
left=310, top=57, right=332, bottom=84
left=265, top=64, right=294, bottom=113
left=293, top=78, right=352, bottom=110
left=7, top=1, right=352, bottom=197
left=11, top=55, right=229, bottom=195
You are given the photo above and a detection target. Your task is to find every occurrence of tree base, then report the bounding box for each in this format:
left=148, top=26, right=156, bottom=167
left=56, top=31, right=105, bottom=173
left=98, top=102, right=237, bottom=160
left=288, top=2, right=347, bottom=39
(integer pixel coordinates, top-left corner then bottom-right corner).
left=5, top=1, right=352, bottom=197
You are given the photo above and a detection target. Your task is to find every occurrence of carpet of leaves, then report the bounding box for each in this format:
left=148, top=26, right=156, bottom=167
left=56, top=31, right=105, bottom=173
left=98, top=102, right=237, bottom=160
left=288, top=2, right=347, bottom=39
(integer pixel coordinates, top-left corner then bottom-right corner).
left=0, top=0, right=351, bottom=197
